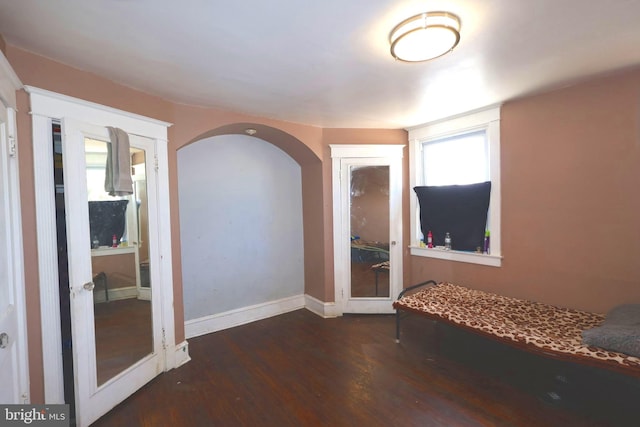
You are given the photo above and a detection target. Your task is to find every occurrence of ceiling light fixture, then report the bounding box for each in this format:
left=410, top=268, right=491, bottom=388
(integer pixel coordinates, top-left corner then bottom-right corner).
left=389, top=11, right=461, bottom=62
left=245, top=128, right=257, bottom=136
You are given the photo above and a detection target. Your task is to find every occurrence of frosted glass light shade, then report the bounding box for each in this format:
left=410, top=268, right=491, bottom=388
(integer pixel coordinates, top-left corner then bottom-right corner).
left=390, top=12, right=461, bottom=62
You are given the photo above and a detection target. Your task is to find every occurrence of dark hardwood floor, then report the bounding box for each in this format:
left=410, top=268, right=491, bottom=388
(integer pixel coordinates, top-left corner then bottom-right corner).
left=93, top=309, right=638, bottom=427
left=94, top=298, right=153, bottom=385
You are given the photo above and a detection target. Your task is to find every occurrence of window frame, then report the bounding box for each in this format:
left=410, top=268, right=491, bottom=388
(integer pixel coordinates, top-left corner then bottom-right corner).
left=408, top=106, right=502, bottom=267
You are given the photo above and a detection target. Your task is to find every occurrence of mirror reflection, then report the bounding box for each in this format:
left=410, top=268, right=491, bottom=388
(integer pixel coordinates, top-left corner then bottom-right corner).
left=349, top=165, right=391, bottom=298
left=84, top=138, right=153, bottom=386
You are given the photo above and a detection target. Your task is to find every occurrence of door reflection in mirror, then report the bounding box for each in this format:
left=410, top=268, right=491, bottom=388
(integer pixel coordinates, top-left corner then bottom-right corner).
left=85, top=137, right=153, bottom=386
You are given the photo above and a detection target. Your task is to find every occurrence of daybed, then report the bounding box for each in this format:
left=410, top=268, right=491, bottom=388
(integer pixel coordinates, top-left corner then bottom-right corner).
left=393, top=281, right=640, bottom=377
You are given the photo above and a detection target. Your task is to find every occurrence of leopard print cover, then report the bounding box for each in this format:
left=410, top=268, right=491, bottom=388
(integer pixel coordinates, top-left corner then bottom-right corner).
left=394, top=282, right=640, bottom=373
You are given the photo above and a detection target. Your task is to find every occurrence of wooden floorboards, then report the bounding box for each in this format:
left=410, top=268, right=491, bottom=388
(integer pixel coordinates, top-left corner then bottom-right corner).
left=93, top=309, right=638, bottom=426
left=94, top=299, right=152, bottom=385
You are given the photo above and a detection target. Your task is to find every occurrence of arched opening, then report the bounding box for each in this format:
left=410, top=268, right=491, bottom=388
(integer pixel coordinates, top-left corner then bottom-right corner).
left=177, top=124, right=325, bottom=337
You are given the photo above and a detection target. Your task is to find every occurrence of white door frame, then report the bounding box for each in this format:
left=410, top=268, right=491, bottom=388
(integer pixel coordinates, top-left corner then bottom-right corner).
left=0, top=51, right=29, bottom=403
left=26, top=86, right=186, bottom=405
left=330, top=144, right=404, bottom=314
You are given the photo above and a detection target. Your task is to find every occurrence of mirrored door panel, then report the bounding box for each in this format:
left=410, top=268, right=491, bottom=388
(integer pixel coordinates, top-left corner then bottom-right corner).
left=349, top=165, right=390, bottom=298
left=84, top=138, right=153, bottom=386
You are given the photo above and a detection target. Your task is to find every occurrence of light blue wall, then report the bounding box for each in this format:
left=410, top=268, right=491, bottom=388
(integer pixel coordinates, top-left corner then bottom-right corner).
left=177, top=134, right=304, bottom=320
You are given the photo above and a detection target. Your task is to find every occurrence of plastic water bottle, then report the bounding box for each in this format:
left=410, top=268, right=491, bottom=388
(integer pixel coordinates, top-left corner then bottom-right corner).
left=444, top=232, right=452, bottom=250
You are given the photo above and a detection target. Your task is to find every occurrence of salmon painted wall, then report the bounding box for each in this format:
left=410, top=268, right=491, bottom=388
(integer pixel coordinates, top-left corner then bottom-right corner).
left=411, top=67, right=640, bottom=313
left=15, top=89, right=44, bottom=402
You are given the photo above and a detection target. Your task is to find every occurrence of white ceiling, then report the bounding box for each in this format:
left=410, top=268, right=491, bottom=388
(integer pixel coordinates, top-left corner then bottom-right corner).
left=1, top=0, right=640, bottom=129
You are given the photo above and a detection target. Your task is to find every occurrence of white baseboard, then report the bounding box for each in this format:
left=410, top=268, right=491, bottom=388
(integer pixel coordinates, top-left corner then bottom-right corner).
left=138, top=287, right=151, bottom=301
left=304, top=294, right=339, bottom=318
left=185, top=294, right=305, bottom=339
left=174, top=340, right=191, bottom=368
left=93, top=286, right=138, bottom=304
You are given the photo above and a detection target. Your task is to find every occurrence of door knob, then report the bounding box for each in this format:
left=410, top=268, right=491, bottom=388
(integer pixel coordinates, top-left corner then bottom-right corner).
left=391, top=241, right=397, bottom=245
left=0, top=332, right=8, bottom=349
left=83, top=281, right=95, bottom=291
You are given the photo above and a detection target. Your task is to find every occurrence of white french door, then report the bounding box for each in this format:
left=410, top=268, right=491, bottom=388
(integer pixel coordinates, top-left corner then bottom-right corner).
left=331, top=145, right=403, bottom=314
left=62, top=118, right=164, bottom=426
left=0, top=99, right=28, bottom=404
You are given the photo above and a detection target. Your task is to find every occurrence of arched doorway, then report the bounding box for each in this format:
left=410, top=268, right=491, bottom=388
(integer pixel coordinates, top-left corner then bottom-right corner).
left=176, top=124, right=328, bottom=337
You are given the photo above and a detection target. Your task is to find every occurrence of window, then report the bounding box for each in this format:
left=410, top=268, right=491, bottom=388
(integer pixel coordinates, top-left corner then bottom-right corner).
left=408, top=106, right=501, bottom=267
left=85, top=138, right=114, bottom=201
left=423, top=130, right=488, bottom=186
left=84, top=138, right=141, bottom=246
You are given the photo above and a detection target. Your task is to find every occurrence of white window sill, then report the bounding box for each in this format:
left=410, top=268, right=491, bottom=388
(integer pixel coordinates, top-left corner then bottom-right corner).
left=91, top=246, right=136, bottom=257
left=409, top=245, right=502, bottom=267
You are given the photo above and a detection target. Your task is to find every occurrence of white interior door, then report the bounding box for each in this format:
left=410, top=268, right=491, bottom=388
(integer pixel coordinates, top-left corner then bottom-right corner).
left=62, top=118, right=164, bottom=426
left=0, top=104, right=28, bottom=404
left=331, top=145, right=403, bottom=314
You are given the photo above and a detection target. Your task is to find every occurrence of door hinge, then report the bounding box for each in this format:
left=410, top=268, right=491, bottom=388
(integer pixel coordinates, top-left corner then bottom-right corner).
left=8, top=135, right=16, bottom=158
left=154, top=155, right=159, bottom=172
left=161, top=327, right=167, bottom=349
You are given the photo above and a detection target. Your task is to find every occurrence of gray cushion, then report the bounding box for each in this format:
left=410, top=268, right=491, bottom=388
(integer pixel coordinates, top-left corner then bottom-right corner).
left=605, top=304, right=640, bottom=326
left=581, top=304, right=640, bottom=357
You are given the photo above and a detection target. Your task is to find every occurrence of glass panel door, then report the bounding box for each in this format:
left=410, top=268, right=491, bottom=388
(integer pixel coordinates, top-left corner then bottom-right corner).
left=350, top=165, right=390, bottom=298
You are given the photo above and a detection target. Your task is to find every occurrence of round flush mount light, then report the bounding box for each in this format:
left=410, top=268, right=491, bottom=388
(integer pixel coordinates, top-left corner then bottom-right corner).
left=389, top=11, right=461, bottom=62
